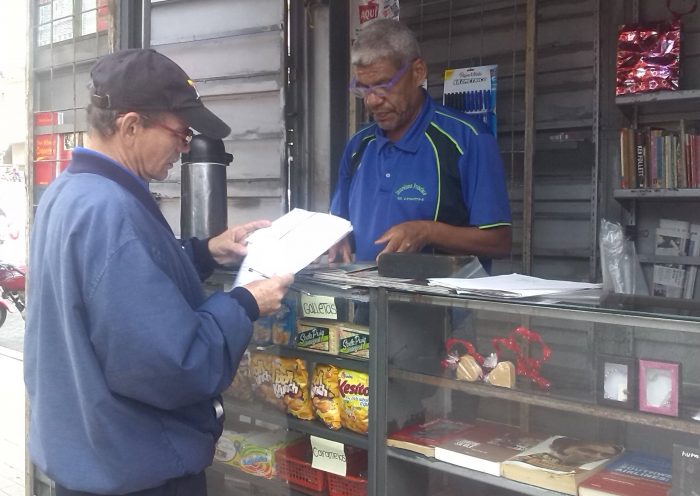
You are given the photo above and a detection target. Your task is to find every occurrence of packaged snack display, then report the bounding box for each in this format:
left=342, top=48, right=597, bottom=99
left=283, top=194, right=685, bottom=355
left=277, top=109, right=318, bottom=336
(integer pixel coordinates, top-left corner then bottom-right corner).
left=214, top=429, right=249, bottom=468
left=238, top=429, right=305, bottom=479
left=272, top=298, right=297, bottom=346
left=224, top=350, right=253, bottom=402
left=272, top=356, right=315, bottom=420
left=252, top=316, right=274, bottom=345
left=338, top=323, right=370, bottom=359
left=338, top=369, right=370, bottom=434
left=295, top=319, right=340, bottom=355
left=311, top=364, right=343, bottom=430
left=250, top=353, right=285, bottom=411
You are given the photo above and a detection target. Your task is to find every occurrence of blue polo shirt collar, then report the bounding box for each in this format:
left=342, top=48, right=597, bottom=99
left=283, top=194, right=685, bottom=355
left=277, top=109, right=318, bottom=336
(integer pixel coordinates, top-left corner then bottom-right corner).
left=373, top=89, right=434, bottom=154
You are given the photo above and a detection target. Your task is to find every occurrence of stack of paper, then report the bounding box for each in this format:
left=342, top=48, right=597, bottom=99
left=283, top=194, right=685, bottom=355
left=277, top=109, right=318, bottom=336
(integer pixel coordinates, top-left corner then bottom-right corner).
left=428, top=273, right=602, bottom=299
left=234, top=209, right=352, bottom=286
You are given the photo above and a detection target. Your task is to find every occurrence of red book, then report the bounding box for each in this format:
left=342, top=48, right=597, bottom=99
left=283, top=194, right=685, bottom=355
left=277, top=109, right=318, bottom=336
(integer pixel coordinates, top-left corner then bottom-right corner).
left=387, top=418, right=474, bottom=457
left=578, top=451, right=671, bottom=496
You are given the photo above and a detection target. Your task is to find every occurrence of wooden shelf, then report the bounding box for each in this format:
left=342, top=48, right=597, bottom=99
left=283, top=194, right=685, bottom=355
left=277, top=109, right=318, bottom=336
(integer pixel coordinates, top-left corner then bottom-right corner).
left=387, top=448, right=566, bottom=496
left=223, top=399, right=369, bottom=449
left=388, top=368, right=700, bottom=435
left=616, top=89, right=700, bottom=106
left=613, top=188, right=700, bottom=200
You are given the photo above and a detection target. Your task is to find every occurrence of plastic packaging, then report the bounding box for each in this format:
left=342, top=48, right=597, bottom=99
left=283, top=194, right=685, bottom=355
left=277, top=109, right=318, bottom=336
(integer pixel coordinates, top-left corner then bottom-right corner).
left=599, top=219, right=649, bottom=295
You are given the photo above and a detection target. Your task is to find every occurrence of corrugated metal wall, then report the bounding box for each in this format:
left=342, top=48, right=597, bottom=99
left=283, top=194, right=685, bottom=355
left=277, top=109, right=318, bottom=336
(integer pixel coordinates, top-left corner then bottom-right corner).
left=396, top=0, right=600, bottom=281
left=148, top=0, right=287, bottom=235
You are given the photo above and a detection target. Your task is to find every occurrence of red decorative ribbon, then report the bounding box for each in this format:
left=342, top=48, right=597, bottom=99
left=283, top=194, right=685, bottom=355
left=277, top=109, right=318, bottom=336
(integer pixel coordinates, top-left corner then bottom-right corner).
left=491, top=327, right=551, bottom=390
left=441, top=338, right=485, bottom=370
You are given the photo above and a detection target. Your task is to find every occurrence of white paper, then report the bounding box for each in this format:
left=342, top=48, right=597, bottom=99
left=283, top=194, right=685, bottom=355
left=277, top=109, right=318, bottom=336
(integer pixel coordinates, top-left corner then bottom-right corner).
left=310, top=435, right=347, bottom=476
left=428, top=273, right=602, bottom=298
left=234, top=208, right=352, bottom=287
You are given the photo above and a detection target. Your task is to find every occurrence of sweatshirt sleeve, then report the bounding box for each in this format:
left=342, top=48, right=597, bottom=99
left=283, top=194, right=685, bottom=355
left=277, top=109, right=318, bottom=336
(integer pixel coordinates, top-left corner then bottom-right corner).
left=86, top=238, right=252, bottom=410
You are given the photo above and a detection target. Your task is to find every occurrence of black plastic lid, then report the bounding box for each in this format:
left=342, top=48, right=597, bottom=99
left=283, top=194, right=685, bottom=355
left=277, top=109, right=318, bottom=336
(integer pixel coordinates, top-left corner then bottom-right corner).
left=181, top=134, right=233, bottom=165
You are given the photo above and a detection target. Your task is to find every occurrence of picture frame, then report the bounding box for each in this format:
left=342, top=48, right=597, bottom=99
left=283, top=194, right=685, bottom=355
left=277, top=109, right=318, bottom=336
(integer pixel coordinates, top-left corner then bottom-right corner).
left=638, top=359, right=680, bottom=417
left=596, top=354, right=636, bottom=409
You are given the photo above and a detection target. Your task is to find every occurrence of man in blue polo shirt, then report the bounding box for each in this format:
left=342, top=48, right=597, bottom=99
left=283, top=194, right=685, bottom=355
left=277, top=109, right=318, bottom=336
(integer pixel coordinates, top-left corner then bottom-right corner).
left=330, top=18, right=511, bottom=270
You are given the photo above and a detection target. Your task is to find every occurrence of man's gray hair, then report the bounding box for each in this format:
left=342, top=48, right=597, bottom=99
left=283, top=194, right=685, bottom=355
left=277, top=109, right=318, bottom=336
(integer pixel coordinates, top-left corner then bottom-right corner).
left=351, top=18, right=421, bottom=68
left=86, top=83, right=160, bottom=137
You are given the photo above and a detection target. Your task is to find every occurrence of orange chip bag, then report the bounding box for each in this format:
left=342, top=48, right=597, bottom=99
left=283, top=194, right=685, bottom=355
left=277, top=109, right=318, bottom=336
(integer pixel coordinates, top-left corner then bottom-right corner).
left=272, top=357, right=314, bottom=420
left=250, top=353, right=285, bottom=411
left=338, top=369, right=369, bottom=435
left=311, top=364, right=342, bottom=430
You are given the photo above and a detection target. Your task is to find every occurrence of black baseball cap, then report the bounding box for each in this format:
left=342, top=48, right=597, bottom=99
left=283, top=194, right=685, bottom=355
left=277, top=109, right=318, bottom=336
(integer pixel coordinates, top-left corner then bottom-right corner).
left=90, top=48, right=231, bottom=139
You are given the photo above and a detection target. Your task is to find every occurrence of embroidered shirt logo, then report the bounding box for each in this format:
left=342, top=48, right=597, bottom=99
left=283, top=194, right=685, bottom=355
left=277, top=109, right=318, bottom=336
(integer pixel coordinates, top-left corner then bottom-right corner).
left=395, top=183, right=427, bottom=202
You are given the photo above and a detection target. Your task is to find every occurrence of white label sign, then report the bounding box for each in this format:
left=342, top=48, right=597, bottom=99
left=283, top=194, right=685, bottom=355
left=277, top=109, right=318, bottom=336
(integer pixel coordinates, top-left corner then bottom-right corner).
left=300, top=294, right=337, bottom=320
left=310, top=435, right=347, bottom=476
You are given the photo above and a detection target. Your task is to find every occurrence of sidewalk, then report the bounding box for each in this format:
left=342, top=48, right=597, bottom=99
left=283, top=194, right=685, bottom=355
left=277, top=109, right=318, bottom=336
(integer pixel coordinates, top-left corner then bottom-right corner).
left=0, top=346, right=24, bottom=496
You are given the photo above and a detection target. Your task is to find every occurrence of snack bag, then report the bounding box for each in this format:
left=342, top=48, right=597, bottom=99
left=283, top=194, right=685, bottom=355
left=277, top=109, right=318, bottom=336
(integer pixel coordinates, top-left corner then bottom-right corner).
left=250, top=353, right=285, bottom=411
left=272, top=357, right=314, bottom=420
left=338, top=369, right=370, bottom=435
left=311, top=364, right=343, bottom=430
left=272, top=298, right=296, bottom=346
left=252, top=316, right=274, bottom=345
left=225, top=351, right=253, bottom=401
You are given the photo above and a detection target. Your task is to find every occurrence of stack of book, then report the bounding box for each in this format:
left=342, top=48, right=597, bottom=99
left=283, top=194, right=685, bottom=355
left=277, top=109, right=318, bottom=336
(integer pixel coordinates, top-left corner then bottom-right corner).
left=500, top=436, right=623, bottom=495
left=578, top=451, right=672, bottom=496
left=619, top=124, right=700, bottom=190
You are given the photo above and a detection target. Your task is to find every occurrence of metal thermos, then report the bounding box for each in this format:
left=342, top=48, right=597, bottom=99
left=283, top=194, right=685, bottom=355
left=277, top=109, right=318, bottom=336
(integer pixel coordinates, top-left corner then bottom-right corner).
left=180, top=135, right=233, bottom=239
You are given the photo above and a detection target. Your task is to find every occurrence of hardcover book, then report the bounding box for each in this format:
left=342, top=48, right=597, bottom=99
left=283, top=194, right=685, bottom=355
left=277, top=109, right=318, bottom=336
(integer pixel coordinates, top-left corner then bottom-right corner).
left=434, top=422, right=546, bottom=477
left=386, top=418, right=474, bottom=457
left=500, top=436, right=623, bottom=495
left=672, top=444, right=700, bottom=496
left=578, top=451, right=672, bottom=496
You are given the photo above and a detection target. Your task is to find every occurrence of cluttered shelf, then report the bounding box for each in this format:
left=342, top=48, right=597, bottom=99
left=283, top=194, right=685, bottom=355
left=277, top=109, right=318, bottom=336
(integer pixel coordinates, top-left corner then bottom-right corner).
left=223, top=399, right=369, bottom=449
left=387, top=368, right=700, bottom=436
left=386, top=448, right=565, bottom=496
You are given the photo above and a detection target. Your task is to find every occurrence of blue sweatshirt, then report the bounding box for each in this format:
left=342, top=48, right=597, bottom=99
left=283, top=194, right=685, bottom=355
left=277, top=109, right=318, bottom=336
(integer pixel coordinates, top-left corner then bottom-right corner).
left=24, top=148, right=254, bottom=493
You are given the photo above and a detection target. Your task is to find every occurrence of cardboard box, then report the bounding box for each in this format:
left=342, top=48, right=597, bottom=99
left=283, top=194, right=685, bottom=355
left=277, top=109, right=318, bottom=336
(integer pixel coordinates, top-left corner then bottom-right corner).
left=338, top=323, right=370, bottom=359
left=295, top=319, right=339, bottom=355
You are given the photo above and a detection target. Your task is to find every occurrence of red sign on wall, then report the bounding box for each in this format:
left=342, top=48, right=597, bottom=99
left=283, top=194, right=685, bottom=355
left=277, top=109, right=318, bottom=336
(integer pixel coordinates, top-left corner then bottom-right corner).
left=34, top=134, right=57, bottom=161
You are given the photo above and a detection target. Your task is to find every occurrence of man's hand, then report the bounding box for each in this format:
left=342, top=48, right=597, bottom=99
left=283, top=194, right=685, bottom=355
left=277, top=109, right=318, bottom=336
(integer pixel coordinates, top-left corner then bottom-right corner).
left=374, top=220, right=433, bottom=260
left=208, top=220, right=271, bottom=266
left=244, top=273, right=294, bottom=316
left=327, top=237, right=353, bottom=263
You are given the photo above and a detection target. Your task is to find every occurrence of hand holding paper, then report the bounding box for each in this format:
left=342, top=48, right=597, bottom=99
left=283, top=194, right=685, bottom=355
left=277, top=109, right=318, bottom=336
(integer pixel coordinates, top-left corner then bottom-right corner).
left=234, top=209, right=353, bottom=287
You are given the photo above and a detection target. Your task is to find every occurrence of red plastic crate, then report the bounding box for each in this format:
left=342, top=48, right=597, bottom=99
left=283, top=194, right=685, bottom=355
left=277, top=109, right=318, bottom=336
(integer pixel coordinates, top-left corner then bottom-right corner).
left=327, top=472, right=367, bottom=496
left=275, top=438, right=326, bottom=492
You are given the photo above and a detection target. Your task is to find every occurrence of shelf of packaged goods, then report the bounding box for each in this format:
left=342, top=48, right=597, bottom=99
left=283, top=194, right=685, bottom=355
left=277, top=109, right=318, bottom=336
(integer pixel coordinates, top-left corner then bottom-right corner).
left=613, top=188, right=700, bottom=200
left=615, top=89, right=700, bottom=106
left=223, top=399, right=369, bottom=449
left=208, top=461, right=323, bottom=496
left=386, top=448, right=566, bottom=496
left=387, top=368, right=700, bottom=435
left=249, top=344, right=369, bottom=373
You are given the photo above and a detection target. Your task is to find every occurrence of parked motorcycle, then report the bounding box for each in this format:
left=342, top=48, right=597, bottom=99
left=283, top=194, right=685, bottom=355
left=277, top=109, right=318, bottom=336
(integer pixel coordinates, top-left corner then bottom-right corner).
left=0, top=263, right=26, bottom=328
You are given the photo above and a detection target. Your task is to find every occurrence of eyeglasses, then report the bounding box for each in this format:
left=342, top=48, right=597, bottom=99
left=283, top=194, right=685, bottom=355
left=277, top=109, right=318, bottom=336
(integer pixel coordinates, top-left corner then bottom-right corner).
left=348, top=62, right=410, bottom=99
left=140, top=114, right=193, bottom=145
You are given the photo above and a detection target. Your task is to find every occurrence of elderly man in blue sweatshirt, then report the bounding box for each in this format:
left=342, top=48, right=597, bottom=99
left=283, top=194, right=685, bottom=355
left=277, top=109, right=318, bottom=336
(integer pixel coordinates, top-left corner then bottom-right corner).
left=24, top=49, right=292, bottom=496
